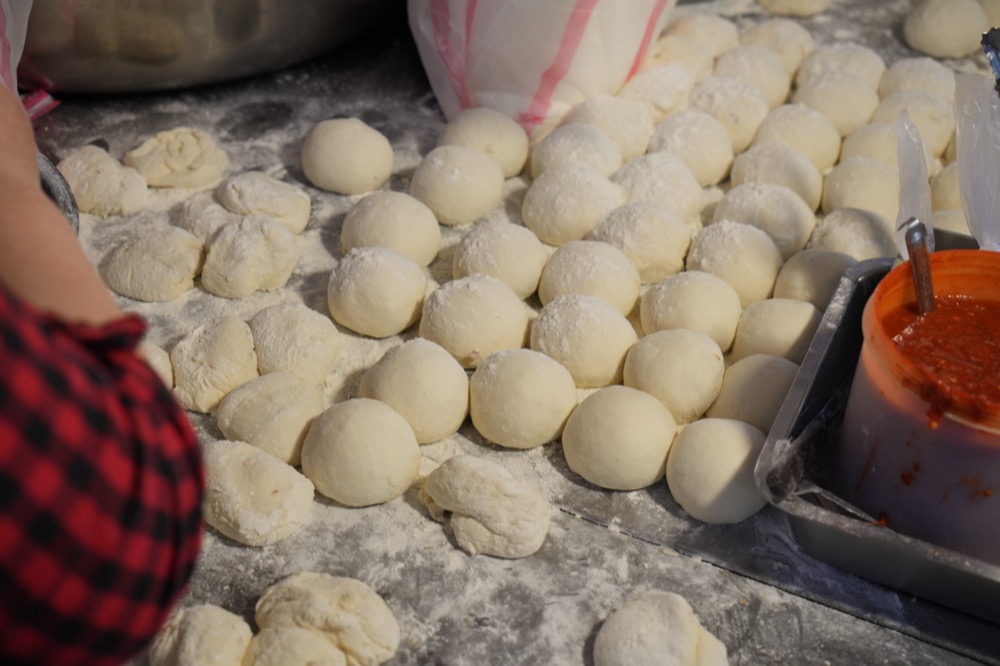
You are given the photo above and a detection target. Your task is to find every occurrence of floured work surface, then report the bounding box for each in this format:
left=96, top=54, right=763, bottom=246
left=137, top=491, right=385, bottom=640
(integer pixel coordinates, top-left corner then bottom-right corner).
left=33, top=0, right=999, bottom=663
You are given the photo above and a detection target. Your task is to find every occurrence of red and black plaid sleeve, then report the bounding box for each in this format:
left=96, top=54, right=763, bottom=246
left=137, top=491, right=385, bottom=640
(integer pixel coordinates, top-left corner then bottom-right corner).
left=0, top=286, right=204, bottom=666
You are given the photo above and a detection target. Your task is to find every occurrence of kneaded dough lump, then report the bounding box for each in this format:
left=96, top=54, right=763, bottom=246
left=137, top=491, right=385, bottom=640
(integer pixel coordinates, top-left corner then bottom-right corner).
left=437, top=106, right=529, bottom=178
left=243, top=627, right=347, bottom=666
left=729, top=142, right=822, bottom=212
left=170, top=316, right=258, bottom=413
left=689, top=75, right=769, bottom=154
left=327, top=246, right=426, bottom=338
left=216, top=171, right=311, bottom=234
left=521, top=164, right=626, bottom=246
left=774, top=248, right=856, bottom=311
left=711, top=181, right=816, bottom=260
left=301, top=117, right=394, bottom=195
left=341, top=190, right=441, bottom=267
left=528, top=122, right=623, bottom=179
left=57, top=144, right=147, bottom=217
left=248, top=301, right=343, bottom=383
left=646, top=110, right=733, bottom=187
left=200, top=215, right=296, bottom=299
left=756, top=0, right=829, bottom=15
left=751, top=103, right=841, bottom=172
left=410, top=144, right=504, bottom=226
left=563, top=93, right=654, bottom=161
left=640, top=271, right=742, bottom=352
left=904, top=0, right=988, bottom=59
left=148, top=603, right=252, bottom=666
left=123, top=127, right=229, bottom=188
left=713, top=45, right=791, bottom=110
left=101, top=225, right=202, bottom=302
left=707, top=354, right=799, bottom=434
left=538, top=240, right=640, bottom=316
left=451, top=219, right=548, bottom=299
left=612, top=152, right=702, bottom=223
left=731, top=298, right=822, bottom=364
left=686, top=220, right=783, bottom=307
left=587, top=202, right=691, bottom=285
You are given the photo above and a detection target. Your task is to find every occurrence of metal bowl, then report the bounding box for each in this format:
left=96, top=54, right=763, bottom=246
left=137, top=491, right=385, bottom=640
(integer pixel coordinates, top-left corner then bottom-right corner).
left=20, top=0, right=399, bottom=93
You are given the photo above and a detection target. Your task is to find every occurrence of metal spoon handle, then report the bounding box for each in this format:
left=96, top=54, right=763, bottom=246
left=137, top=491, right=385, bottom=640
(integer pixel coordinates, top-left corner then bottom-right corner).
left=901, top=217, right=935, bottom=315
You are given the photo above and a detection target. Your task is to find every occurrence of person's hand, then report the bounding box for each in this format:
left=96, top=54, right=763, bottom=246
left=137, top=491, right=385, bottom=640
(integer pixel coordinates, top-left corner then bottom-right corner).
left=0, top=84, right=41, bottom=194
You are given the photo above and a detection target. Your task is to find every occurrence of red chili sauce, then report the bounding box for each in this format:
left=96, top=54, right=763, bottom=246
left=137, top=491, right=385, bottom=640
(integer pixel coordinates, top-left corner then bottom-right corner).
left=882, top=294, right=1000, bottom=428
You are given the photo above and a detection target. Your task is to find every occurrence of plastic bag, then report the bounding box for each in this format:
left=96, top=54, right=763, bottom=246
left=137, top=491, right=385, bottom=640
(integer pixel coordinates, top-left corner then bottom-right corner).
left=0, top=0, right=33, bottom=90
left=895, top=109, right=934, bottom=260
left=407, top=0, right=675, bottom=139
left=955, top=71, right=1000, bottom=251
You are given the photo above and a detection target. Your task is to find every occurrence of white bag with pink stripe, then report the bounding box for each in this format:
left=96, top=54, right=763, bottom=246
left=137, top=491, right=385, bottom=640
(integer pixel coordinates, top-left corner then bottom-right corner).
left=0, top=0, right=31, bottom=90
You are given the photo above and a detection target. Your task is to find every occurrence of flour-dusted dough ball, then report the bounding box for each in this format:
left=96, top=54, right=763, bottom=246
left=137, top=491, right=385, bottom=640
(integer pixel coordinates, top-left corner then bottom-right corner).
left=664, top=13, right=740, bottom=58
left=617, top=63, right=694, bottom=122
left=640, top=271, right=742, bottom=352
left=200, top=216, right=296, bottom=299
left=327, top=246, right=426, bottom=338
left=840, top=122, right=936, bottom=174
left=451, top=219, right=548, bottom=299
left=933, top=208, right=972, bottom=236
left=438, top=106, right=529, bottom=178
left=522, top=164, right=626, bottom=245
left=301, top=117, right=393, bottom=195
left=340, top=190, right=441, bottom=267
left=418, top=454, right=552, bottom=558
left=528, top=123, right=623, bottom=179
left=419, top=274, right=529, bottom=369
left=879, top=57, right=956, bottom=104
left=795, top=43, right=885, bottom=90
left=666, top=418, right=768, bottom=524
left=931, top=162, right=962, bottom=212
left=712, top=182, right=816, bottom=260
left=139, top=340, right=174, bottom=388
left=216, top=171, right=311, bottom=234
left=242, top=627, right=347, bottom=666
left=612, top=152, right=703, bottom=222
left=983, top=0, right=1000, bottom=25
left=171, top=316, right=258, bottom=413
left=624, top=329, right=724, bottom=424
left=871, top=90, right=955, bottom=157
left=57, top=144, right=148, bottom=216
left=730, top=143, right=822, bottom=211
left=101, top=225, right=202, bottom=302
left=643, top=34, right=715, bottom=82
left=123, top=127, right=229, bottom=188
left=713, top=45, right=791, bottom=110
left=689, top=75, right=770, bottom=153
left=792, top=71, right=878, bottom=137
left=707, top=354, right=799, bottom=433
left=686, top=220, right=783, bottom=307
left=216, top=372, right=325, bottom=466
left=538, top=240, right=640, bottom=316
left=904, top=0, right=988, bottom=58
left=148, top=604, right=252, bottom=666
left=821, top=156, right=899, bottom=222
left=469, top=349, right=577, bottom=449
left=774, top=249, right=856, bottom=311
left=587, top=202, right=692, bottom=284
left=358, top=338, right=469, bottom=444
left=249, top=302, right=343, bottom=383
left=173, top=194, right=241, bottom=242
left=202, top=439, right=314, bottom=546
left=562, top=385, right=677, bottom=491
left=255, top=571, right=399, bottom=665
left=410, top=144, right=504, bottom=227
left=809, top=208, right=896, bottom=261
left=756, top=0, right=830, bottom=16
left=301, top=398, right=420, bottom=507
left=731, top=298, right=822, bottom=364
left=531, top=295, right=638, bottom=388
left=740, top=18, right=815, bottom=75
left=647, top=110, right=734, bottom=186
left=752, top=103, right=841, bottom=172
left=563, top=94, right=655, bottom=160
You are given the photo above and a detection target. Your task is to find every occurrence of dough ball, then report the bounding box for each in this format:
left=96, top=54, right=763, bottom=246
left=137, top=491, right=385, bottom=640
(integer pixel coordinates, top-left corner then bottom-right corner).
left=437, top=106, right=529, bottom=178
left=879, top=57, right=956, bottom=104
left=418, top=454, right=552, bottom=558
left=326, top=246, right=426, bottom=338
left=139, top=340, right=174, bottom=388
left=904, top=0, right=988, bottom=58
left=730, top=142, right=822, bottom=211
left=840, top=122, right=935, bottom=174
left=341, top=190, right=441, bottom=267
left=624, top=329, right=724, bottom=424
left=611, top=152, right=703, bottom=222
left=521, top=164, right=626, bottom=245
left=751, top=103, right=841, bottom=172
left=689, top=75, right=770, bottom=153
left=755, top=0, right=830, bottom=16
left=301, top=398, right=420, bottom=506
left=794, top=42, right=885, bottom=90
left=643, top=34, right=715, bottom=82
left=248, top=302, right=343, bottom=383
left=255, top=571, right=399, bottom=665
left=587, top=202, right=692, bottom=284
left=712, top=182, right=816, bottom=260
left=528, top=123, right=623, bottom=179
left=538, top=240, right=640, bottom=316
left=792, top=71, right=878, bottom=137
left=707, top=354, right=799, bottom=433
left=562, top=385, right=677, bottom=491
left=982, top=0, right=1000, bottom=25
left=731, top=298, right=822, bottom=364
left=56, top=144, right=148, bottom=217
left=686, top=220, right=784, bottom=307
left=713, top=45, right=791, bottom=110
left=933, top=208, right=972, bottom=236
left=301, top=117, right=393, bottom=195
left=201, top=216, right=296, bottom=299
left=664, top=13, right=739, bottom=58
left=647, top=110, right=734, bottom=186
left=739, top=18, right=815, bottom=75
left=821, top=156, right=899, bottom=222
left=173, top=195, right=241, bottom=242
left=419, top=274, right=529, bottom=369
left=148, top=604, right=252, bottom=666
left=640, top=271, right=742, bottom=352
left=773, top=248, right=856, bottom=311
left=216, top=372, right=325, bottom=466
left=216, top=171, right=311, bottom=234
left=410, top=144, right=504, bottom=227
left=870, top=90, right=955, bottom=158
left=170, top=316, right=259, bottom=413
left=931, top=162, right=962, bottom=212
left=809, top=208, right=896, bottom=261
left=358, top=338, right=469, bottom=444
left=563, top=94, right=655, bottom=160
left=530, top=295, right=638, bottom=388
left=666, top=418, right=768, bottom=524
left=617, top=63, right=694, bottom=122
left=123, top=127, right=229, bottom=188
left=451, top=219, right=548, bottom=299
left=242, top=627, right=346, bottom=666
left=101, top=225, right=202, bottom=302
left=469, top=349, right=577, bottom=449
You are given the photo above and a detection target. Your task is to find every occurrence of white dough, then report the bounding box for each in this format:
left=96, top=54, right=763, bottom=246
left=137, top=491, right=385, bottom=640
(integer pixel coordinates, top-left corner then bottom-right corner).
left=469, top=349, right=577, bottom=450
left=437, top=106, right=529, bottom=178
left=711, top=182, right=816, bottom=260
left=327, top=246, right=426, bottom=338
left=216, top=372, right=325, bottom=466
left=931, top=162, right=962, bottom=212
left=587, top=202, right=692, bottom=284
left=870, top=90, right=955, bottom=158
left=139, top=340, right=173, bottom=388
left=528, top=123, right=623, bottom=179
left=410, top=144, right=504, bottom=227
left=640, top=271, right=742, bottom=352
left=418, top=454, right=552, bottom=558
left=561, top=385, right=677, bottom=491
left=200, top=215, right=296, bottom=299
left=611, top=152, right=703, bottom=222
left=707, top=354, right=800, bottom=434
left=101, top=225, right=202, bottom=302
left=148, top=604, right=252, bottom=666
left=821, top=156, right=899, bottom=222
left=173, top=194, right=241, bottom=241
left=617, top=63, right=694, bottom=122
left=751, top=103, right=841, bottom=172
left=689, top=75, right=770, bottom=153
left=419, top=274, right=529, bottom=369
left=740, top=18, right=815, bottom=75
left=201, top=439, right=315, bottom=547
left=840, top=122, right=936, bottom=174
left=242, top=627, right=347, bottom=666
left=792, top=71, right=878, bottom=137
left=341, top=190, right=441, bottom=267
left=521, top=164, right=626, bottom=245
left=713, top=45, right=791, bottom=110
left=123, top=127, right=229, bottom=188
left=685, top=220, right=784, bottom=307
left=731, top=298, right=822, bottom=364
left=809, top=208, right=896, bottom=261
left=170, top=316, right=259, bottom=413
left=563, top=94, right=655, bottom=161
left=794, top=42, right=885, bottom=90
left=879, top=57, right=956, bottom=103
left=216, top=171, right=311, bottom=234
left=56, top=144, right=148, bottom=216
left=933, top=208, right=972, bottom=236
left=647, top=110, right=734, bottom=186
left=983, top=0, right=1000, bottom=25
left=904, top=0, right=988, bottom=59
left=301, top=398, right=420, bottom=507
left=730, top=142, right=822, bottom=211
left=664, top=13, right=739, bottom=58
left=774, top=249, right=857, bottom=311
left=643, top=34, right=715, bottom=82
left=755, top=0, right=830, bottom=16
left=451, top=219, right=548, bottom=299
left=358, top=338, right=470, bottom=444
left=248, top=302, right=343, bottom=383
left=530, top=295, right=638, bottom=388
left=538, top=240, right=640, bottom=316
left=301, top=117, right=393, bottom=195
left=666, top=418, right=768, bottom=524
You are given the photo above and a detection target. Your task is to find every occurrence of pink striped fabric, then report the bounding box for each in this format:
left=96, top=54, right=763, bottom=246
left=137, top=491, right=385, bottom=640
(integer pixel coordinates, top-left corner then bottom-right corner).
left=430, top=0, right=476, bottom=109
left=627, top=0, right=670, bottom=79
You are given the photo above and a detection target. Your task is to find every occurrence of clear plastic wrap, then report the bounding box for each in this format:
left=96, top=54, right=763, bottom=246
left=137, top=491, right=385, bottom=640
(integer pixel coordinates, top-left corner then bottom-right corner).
left=955, top=72, right=1000, bottom=251
left=894, top=109, right=935, bottom=259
